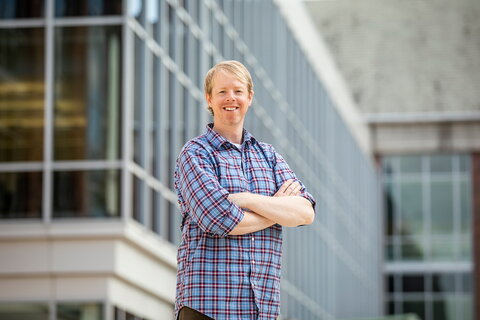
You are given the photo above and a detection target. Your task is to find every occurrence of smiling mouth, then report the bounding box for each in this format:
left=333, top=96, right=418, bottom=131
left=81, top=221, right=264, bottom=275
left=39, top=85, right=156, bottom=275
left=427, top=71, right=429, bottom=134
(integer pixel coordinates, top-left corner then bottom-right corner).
left=223, top=107, right=239, bottom=111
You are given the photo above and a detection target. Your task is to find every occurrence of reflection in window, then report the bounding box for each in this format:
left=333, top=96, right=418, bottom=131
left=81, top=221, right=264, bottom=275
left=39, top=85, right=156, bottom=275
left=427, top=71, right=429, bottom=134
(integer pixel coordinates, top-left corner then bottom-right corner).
left=430, top=180, right=454, bottom=235
left=54, top=26, right=121, bottom=161
left=55, top=0, right=121, bottom=17
left=0, top=171, right=42, bottom=219
left=400, top=180, right=423, bottom=236
left=0, top=303, right=49, bottom=320
left=53, top=170, right=120, bottom=218
left=403, top=300, right=425, bottom=320
left=0, top=28, right=44, bottom=162
left=432, top=298, right=461, bottom=320
left=432, top=273, right=456, bottom=293
left=400, top=238, right=423, bottom=260
left=57, top=302, right=103, bottom=320
left=0, top=0, right=44, bottom=19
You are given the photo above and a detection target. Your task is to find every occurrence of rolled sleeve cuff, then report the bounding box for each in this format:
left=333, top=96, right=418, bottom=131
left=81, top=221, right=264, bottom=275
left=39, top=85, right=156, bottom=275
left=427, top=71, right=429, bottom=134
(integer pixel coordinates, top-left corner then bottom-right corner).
left=300, top=191, right=316, bottom=212
left=210, top=200, right=245, bottom=237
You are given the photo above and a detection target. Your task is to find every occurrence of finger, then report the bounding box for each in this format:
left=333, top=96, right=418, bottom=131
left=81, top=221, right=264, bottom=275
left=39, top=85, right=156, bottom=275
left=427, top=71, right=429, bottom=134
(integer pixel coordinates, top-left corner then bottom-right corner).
left=286, top=181, right=300, bottom=195
left=277, top=179, right=294, bottom=195
left=291, top=183, right=302, bottom=196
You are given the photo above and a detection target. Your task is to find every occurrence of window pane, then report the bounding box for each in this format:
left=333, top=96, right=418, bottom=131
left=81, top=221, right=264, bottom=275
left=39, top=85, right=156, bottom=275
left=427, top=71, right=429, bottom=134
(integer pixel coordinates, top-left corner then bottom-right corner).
left=400, top=237, right=424, bottom=260
left=57, top=302, right=103, bottom=320
left=400, top=180, right=423, bottom=236
left=402, top=274, right=425, bottom=293
left=458, top=155, right=470, bottom=173
left=430, top=179, right=454, bottom=235
left=433, top=297, right=459, bottom=320
left=53, top=170, right=120, bottom=218
left=0, top=0, right=44, bottom=19
left=382, top=157, right=397, bottom=175
left=403, top=300, right=425, bottom=320
left=0, top=303, right=49, bottom=320
left=460, top=179, right=471, bottom=234
left=400, top=156, right=422, bottom=174
left=55, top=0, right=121, bottom=17
left=386, top=241, right=395, bottom=261
left=432, top=273, right=456, bottom=293
left=461, top=273, right=473, bottom=293
left=0, top=28, right=44, bottom=162
left=386, top=275, right=395, bottom=293
left=132, top=174, right=144, bottom=223
left=431, top=235, right=455, bottom=261
left=384, top=181, right=398, bottom=237
left=54, top=26, right=121, bottom=160
left=459, top=295, right=473, bottom=320
left=430, top=155, right=452, bottom=173
left=0, top=171, right=42, bottom=219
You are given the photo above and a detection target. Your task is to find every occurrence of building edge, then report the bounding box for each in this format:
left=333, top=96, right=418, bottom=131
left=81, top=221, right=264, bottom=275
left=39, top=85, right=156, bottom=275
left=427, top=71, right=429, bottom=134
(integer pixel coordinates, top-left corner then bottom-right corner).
left=273, top=0, right=372, bottom=158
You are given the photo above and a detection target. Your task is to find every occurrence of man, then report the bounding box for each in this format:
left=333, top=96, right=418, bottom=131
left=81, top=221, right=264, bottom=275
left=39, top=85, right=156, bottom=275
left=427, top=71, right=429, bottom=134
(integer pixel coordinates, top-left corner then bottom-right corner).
left=174, top=60, right=315, bottom=320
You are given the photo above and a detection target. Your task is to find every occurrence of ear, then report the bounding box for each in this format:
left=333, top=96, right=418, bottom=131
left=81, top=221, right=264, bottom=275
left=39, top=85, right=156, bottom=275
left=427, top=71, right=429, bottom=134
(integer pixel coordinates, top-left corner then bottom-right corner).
left=205, top=92, right=212, bottom=106
left=248, top=90, right=254, bottom=106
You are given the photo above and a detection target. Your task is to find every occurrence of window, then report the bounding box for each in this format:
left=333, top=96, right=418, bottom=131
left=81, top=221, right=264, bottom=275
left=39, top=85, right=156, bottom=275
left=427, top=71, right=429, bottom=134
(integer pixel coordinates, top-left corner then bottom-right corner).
left=0, top=1, right=44, bottom=19
left=0, top=171, right=42, bottom=219
left=57, top=303, right=103, bottom=320
left=0, top=303, right=49, bottom=320
left=54, top=26, right=122, bottom=161
left=55, top=1, right=122, bottom=17
left=0, top=28, right=45, bottom=162
left=53, top=170, right=120, bottom=218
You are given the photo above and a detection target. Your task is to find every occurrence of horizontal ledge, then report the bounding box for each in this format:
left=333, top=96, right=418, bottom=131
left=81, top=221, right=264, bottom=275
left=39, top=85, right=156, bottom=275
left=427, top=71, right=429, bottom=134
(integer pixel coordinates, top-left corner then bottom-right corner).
left=385, top=261, right=473, bottom=273
left=364, top=111, right=480, bottom=124
left=0, top=220, right=177, bottom=269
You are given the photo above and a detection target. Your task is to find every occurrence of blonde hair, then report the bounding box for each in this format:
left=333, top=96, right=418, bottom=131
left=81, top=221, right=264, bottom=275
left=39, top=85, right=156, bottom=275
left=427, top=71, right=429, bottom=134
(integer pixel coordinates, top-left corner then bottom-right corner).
left=204, top=60, right=254, bottom=115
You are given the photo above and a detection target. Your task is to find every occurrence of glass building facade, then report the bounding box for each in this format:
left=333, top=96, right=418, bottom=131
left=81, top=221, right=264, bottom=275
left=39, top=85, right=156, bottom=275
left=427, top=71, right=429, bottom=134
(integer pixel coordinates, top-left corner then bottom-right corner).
left=0, top=0, right=381, bottom=319
left=383, top=154, right=473, bottom=320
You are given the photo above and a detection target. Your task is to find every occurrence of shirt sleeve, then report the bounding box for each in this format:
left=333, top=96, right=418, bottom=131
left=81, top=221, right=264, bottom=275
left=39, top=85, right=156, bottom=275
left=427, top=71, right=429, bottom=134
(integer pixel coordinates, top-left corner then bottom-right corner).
left=272, top=147, right=316, bottom=211
left=175, top=148, right=244, bottom=237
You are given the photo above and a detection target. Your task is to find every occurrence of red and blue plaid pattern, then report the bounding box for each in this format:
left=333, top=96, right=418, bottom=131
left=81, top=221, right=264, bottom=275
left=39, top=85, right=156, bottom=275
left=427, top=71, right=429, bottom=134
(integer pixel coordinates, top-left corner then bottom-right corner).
left=174, top=124, right=315, bottom=320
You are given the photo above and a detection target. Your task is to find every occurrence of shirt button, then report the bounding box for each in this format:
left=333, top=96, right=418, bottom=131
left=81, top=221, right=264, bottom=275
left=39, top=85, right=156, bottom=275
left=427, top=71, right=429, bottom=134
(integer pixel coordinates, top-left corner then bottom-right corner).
left=251, top=237, right=254, bottom=241
left=252, top=260, right=255, bottom=264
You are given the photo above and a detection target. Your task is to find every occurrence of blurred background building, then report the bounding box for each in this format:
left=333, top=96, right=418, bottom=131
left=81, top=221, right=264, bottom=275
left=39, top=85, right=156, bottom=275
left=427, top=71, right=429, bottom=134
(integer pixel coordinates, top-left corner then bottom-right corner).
left=305, top=0, right=480, bottom=320
left=0, top=0, right=382, bottom=320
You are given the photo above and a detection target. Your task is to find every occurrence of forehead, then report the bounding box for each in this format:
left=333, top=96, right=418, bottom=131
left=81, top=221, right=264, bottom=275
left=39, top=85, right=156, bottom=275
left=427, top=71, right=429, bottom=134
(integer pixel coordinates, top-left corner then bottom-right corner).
left=212, top=70, right=248, bottom=88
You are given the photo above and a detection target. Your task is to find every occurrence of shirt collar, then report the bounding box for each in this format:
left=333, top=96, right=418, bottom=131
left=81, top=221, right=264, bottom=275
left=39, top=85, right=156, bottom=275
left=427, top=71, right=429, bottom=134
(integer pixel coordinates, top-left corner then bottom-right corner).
left=205, top=123, right=256, bottom=150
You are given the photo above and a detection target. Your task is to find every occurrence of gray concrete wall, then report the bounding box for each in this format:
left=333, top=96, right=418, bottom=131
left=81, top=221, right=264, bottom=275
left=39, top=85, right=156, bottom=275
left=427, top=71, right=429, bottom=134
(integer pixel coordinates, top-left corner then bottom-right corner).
left=304, top=0, right=480, bottom=114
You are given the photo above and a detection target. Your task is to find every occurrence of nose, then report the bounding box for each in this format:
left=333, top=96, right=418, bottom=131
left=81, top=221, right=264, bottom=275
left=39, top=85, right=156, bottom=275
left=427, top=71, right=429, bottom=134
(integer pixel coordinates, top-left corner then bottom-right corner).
left=225, top=90, right=236, bottom=101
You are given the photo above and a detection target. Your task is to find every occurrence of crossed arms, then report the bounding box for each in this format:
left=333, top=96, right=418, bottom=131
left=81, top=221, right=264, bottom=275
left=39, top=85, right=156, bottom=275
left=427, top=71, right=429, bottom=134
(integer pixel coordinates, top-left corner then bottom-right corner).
left=176, top=148, right=315, bottom=237
left=228, top=179, right=315, bottom=235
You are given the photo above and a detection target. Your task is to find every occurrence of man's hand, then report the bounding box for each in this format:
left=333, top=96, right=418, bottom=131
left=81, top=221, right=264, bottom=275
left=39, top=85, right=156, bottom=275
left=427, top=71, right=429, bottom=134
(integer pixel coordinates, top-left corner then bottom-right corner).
left=274, top=179, right=301, bottom=197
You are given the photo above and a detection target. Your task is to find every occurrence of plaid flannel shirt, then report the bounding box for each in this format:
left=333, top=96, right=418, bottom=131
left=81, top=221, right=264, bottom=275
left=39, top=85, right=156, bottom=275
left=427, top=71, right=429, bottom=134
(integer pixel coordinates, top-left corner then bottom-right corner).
left=174, top=124, right=315, bottom=320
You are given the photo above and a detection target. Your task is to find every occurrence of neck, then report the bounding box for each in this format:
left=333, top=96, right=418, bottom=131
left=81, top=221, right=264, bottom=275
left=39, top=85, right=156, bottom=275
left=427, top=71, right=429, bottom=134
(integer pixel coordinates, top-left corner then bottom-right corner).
left=212, top=123, right=244, bottom=144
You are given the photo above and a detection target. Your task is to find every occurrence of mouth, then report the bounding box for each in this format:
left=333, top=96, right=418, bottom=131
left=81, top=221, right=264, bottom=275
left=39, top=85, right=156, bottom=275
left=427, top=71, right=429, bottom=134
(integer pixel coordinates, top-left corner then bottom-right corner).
left=223, top=107, right=239, bottom=111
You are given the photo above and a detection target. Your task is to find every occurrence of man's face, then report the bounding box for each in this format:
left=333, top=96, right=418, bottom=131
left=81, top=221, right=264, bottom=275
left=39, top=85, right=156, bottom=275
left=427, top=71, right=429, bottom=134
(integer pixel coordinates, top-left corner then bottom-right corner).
left=206, top=70, right=253, bottom=128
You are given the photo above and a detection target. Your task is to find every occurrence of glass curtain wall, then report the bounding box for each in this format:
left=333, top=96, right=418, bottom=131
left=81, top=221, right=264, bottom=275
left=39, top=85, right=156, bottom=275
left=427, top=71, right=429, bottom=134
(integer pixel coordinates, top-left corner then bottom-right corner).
left=383, top=154, right=473, bottom=320
left=0, top=0, right=122, bottom=220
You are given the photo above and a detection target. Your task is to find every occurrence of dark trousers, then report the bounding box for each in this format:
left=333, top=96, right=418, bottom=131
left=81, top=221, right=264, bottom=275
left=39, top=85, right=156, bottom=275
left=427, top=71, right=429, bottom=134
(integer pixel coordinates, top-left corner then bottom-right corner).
left=177, top=307, right=214, bottom=320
